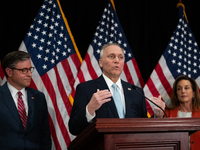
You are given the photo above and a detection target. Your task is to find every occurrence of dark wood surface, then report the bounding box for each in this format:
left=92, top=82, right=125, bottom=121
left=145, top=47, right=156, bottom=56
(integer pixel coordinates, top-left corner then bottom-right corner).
left=68, top=118, right=200, bottom=150
left=95, top=118, right=200, bottom=134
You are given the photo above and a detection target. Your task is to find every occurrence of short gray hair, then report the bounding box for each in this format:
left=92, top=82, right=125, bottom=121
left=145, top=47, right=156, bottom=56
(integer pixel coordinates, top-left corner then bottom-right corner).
left=100, top=43, right=124, bottom=58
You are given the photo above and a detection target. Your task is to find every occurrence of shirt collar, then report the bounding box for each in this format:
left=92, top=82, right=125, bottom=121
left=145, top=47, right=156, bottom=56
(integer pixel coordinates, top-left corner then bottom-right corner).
left=7, top=82, right=26, bottom=97
left=102, top=74, right=122, bottom=90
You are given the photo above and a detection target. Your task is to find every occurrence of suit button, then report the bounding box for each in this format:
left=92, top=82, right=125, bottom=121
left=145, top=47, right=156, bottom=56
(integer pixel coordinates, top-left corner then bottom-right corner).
left=191, top=141, right=194, bottom=144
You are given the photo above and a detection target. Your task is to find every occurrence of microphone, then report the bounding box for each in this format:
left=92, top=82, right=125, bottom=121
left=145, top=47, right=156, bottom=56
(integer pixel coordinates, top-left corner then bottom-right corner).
left=131, top=85, right=168, bottom=118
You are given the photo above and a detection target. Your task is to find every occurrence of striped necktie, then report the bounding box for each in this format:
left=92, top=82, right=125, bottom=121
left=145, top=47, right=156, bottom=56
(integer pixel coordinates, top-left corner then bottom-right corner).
left=17, top=91, right=27, bottom=130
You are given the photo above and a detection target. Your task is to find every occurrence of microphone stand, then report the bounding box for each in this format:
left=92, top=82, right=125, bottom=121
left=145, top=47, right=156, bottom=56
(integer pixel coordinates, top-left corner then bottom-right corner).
left=132, top=85, right=168, bottom=118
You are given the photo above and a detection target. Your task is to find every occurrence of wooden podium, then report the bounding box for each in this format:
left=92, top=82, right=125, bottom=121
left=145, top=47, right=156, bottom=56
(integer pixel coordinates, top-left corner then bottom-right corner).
left=68, top=118, right=200, bottom=150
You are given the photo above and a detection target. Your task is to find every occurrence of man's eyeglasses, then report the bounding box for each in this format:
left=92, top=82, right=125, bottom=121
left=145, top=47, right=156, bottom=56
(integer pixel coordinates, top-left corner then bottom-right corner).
left=11, top=67, right=35, bottom=74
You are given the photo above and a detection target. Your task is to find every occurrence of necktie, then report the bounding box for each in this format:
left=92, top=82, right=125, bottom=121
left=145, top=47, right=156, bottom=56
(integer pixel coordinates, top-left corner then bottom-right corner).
left=112, top=83, right=124, bottom=118
left=17, top=91, right=27, bottom=130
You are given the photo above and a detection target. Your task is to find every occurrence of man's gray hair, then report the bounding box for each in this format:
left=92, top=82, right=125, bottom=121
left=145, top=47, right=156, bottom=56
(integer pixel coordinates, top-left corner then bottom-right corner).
left=100, top=43, right=124, bottom=58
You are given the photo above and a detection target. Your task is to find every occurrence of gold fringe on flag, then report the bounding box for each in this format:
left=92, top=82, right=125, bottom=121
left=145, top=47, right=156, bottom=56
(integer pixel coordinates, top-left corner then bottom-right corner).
left=177, top=3, right=189, bottom=23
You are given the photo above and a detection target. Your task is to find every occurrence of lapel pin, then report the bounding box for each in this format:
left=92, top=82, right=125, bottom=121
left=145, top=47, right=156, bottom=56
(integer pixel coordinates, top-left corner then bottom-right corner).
left=128, top=88, right=131, bottom=91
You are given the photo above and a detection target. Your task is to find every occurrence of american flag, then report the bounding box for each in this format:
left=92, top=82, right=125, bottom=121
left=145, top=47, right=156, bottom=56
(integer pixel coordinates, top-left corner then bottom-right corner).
left=18, top=0, right=82, bottom=149
left=0, top=64, right=6, bottom=85
left=143, top=4, right=200, bottom=116
left=71, top=0, right=145, bottom=101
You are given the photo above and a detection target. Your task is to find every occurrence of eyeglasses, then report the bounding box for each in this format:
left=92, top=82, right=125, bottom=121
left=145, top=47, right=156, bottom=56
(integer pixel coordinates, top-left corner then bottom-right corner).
left=11, top=67, right=35, bottom=74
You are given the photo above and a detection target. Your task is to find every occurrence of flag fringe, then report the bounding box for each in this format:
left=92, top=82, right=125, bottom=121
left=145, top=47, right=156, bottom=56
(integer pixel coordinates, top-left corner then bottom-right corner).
left=177, top=3, right=189, bottom=23
left=110, top=0, right=116, bottom=11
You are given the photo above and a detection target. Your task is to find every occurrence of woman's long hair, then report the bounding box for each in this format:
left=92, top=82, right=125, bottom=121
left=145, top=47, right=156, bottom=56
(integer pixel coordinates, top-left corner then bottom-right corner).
left=169, top=75, right=200, bottom=111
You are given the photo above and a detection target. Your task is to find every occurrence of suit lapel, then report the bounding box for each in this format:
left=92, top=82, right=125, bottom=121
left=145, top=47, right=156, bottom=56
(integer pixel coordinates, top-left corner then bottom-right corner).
left=95, top=76, right=119, bottom=118
left=26, top=88, right=35, bottom=130
left=121, top=81, right=132, bottom=118
left=0, top=83, right=22, bottom=127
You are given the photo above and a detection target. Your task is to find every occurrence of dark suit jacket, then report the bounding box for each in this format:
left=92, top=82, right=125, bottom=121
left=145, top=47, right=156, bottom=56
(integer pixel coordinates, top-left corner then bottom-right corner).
left=0, top=82, right=51, bottom=150
left=69, top=75, right=147, bottom=135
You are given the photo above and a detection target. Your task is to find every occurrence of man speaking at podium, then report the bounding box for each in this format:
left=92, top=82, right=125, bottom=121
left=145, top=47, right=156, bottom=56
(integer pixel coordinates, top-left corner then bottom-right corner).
left=69, top=43, right=147, bottom=135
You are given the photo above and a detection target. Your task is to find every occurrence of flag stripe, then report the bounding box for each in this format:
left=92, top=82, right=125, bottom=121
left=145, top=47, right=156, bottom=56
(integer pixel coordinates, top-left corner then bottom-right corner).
left=0, top=65, right=4, bottom=79
left=78, top=61, right=92, bottom=82
left=88, top=45, right=102, bottom=76
left=147, top=76, right=160, bottom=97
left=61, top=59, right=75, bottom=88
left=132, top=59, right=145, bottom=87
left=155, top=63, right=172, bottom=97
left=146, top=77, right=160, bottom=115
left=123, top=63, right=134, bottom=84
left=159, top=55, right=175, bottom=88
left=54, top=65, right=72, bottom=116
left=144, top=85, right=154, bottom=116
left=84, top=52, right=98, bottom=79
left=77, top=68, right=86, bottom=84
left=41, top=72, right=71, bottom=146
left=0, top=64, right=6, bottom=85
left=69, top=53, right=82, bottom=74
left=48, top=114, right=61, bottom=150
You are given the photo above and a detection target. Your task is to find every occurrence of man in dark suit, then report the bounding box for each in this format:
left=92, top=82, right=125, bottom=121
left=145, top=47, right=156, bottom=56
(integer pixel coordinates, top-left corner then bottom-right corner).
left=69, top=43, right=147, bottom=135
left=0, top=51, right=51, bottom=149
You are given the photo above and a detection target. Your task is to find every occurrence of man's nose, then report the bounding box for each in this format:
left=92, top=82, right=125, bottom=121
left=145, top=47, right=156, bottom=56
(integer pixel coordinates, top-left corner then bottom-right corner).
left=26, top=70, right=32, bottom=77
left=114, top=57, right=119, bottom=62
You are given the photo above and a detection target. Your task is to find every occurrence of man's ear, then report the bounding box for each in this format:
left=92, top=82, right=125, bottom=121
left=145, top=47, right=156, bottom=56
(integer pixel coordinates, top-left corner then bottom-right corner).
left=99, top=58, right=103, bottom=68
left=5, top=68, right=12, bottom=77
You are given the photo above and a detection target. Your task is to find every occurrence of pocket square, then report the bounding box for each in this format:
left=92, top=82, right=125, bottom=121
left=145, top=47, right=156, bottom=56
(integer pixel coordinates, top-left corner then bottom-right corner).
left=128, top=88, right=131, bottom=91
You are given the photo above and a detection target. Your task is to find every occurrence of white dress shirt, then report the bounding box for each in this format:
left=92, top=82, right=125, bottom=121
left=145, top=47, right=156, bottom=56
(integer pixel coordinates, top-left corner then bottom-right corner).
left=86, top=74, right=125, bottom=122
left=7, top=82, right=28, bottom=115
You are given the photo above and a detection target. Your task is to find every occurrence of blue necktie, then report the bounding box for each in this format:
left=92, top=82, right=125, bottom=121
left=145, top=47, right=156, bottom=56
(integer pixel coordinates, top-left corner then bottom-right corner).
left=112, top=83, right=124, bottom=118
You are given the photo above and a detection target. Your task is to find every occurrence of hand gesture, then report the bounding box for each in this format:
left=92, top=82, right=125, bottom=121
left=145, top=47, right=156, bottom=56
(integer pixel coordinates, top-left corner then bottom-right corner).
left=152, top=95, right=166, bottom=118
left=87, top=89, right=112, bottom=115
